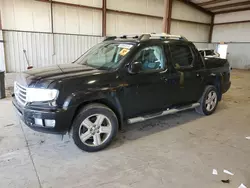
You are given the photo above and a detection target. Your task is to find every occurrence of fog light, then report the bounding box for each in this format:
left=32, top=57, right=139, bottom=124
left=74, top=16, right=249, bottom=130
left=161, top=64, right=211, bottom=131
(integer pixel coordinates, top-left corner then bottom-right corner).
left=34, top=118, right=43, bottom=126
left=44, top=119, right=55, bottom=128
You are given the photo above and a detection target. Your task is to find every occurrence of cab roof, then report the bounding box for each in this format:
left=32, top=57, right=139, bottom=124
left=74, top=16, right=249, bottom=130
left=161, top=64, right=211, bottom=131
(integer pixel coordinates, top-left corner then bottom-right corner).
left=103, top=33, right=192, bottom=45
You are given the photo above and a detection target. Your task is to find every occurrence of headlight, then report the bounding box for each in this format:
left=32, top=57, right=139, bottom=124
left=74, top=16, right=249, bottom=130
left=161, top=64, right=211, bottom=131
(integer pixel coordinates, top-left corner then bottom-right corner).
left=26, top=88, right=59, bottom=102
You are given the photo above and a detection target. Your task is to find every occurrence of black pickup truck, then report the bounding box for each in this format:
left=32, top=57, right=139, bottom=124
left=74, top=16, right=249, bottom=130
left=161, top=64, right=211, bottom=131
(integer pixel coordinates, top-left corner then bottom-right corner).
left=13, top=34, right=231, bottom=152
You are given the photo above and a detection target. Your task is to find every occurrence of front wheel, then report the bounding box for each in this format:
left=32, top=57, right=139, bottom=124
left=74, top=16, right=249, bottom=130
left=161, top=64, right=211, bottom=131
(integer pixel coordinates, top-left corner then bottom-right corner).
left=196, top=85, right=218, bottom=115
left=72, top=103, right=118, bottom=152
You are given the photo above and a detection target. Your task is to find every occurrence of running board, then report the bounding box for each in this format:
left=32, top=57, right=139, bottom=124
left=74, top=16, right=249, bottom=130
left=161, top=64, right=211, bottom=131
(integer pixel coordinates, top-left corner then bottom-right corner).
left=127, top=103, right=200, bottom=124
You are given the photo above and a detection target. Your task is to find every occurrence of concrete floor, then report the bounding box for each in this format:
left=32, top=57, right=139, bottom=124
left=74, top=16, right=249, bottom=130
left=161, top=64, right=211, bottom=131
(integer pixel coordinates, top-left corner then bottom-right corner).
left=1, top=70, right=250, bottom=188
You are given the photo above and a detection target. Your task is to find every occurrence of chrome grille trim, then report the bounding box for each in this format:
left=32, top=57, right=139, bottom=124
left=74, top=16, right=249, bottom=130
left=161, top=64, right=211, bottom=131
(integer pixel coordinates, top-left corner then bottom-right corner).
left=14, top=82, right=27, bottom=106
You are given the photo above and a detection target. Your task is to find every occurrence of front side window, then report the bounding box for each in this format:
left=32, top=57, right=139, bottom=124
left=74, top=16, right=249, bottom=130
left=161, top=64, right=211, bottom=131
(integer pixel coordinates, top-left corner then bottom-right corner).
left=75, top=42, right=134, bottom=70
left=169, top=44, right=194, bottom=68
left=133, top=46, right=165, bottom=71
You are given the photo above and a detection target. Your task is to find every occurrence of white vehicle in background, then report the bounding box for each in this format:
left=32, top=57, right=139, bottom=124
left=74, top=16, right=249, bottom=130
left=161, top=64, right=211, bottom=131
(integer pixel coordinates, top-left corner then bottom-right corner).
left=199, top=49, right=220, bottom=58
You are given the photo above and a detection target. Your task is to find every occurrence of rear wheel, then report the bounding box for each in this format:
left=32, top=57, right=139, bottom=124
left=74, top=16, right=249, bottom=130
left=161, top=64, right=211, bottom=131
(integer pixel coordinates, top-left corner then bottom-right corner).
left=72, top=103, right=118, bottom=152
left=196, top=85, right=218, bottom=115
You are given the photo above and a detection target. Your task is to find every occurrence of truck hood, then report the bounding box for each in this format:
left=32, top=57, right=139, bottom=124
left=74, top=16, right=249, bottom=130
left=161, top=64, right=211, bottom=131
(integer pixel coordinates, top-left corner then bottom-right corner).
left=16, top=63, right=105, bottom=87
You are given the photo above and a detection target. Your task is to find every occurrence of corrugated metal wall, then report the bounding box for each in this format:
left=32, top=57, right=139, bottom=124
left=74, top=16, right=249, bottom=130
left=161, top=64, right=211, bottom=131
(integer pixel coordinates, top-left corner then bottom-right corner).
left=170, top=0, right=211, bottom=42
left=227, top=44, right=250, bottom=69
left=0, top=32, right=6, bottom=71
left=3, top=31, right=103, bottom=72
left=106, top=0, right=164, bottom=35
left=212, top=11, right=250, bottom=69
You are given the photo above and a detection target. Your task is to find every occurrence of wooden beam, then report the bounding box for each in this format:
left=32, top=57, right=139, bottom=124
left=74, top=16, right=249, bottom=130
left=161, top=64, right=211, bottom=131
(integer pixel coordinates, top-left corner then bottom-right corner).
left=163, top=0, right=168, bottom=33
left=163, top=0, right=173, bottom=33
left=50, top=1, right=54, bottom=34
left=197, top=0, right=231, bottom=7
left=209, top=14, right=214, bottom=42
left=178, top=0, right=213, bottom=15
left=167, top=0, right=173, bottom=33
left=208, top=1, right=250, bottom=11
left=215, top=7, right=250, bottom=14
left=102, top=0, right=107, bottom=37
left=214, top=20, right=250, bottom=25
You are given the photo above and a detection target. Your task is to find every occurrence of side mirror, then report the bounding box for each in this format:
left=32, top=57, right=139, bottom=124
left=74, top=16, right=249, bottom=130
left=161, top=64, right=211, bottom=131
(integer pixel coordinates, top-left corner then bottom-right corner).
left=128, top=61, right=142, bottom=74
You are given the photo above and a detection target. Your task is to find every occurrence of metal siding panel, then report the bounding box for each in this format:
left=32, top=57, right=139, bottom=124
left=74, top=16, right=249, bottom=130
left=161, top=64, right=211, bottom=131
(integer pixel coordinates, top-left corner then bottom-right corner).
left=56, top=0, right=102, bottom=8
left=214, top=10, right=250, bottom=24
left=227, top=44, right=250, bottom=69
left=172, top=0, right=211, bottom=24
left=13, top=32, right=19, bottom=72
left=2, top=0, right=16, bottom=30
left=53, top=4, right=66, bottom=34
left=146, top=17, right=163, bottom=33
left=78, top=8, right=102, bottom=35
left=54, top=4, right=102, bottom=35
left=3, top=31, right=103, bottom=72
left=32, top=1, right=51, bottom=32
left=65, top=6, right=80, bottom=34
left=212, top=23, right=250, bottom=42
left=171, top=20, right=210, bottom=42
left=0, top=31, right=6, bottom=71
left=2, top=0, right=51, bottom=32
left=107, top=12, right=153, bottom=36
left=107, top=0, right=164, bottom=17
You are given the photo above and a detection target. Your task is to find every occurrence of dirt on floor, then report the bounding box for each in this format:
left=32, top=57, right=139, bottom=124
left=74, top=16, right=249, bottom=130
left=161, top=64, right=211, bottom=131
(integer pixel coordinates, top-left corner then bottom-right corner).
left=222, top=69, right=250, bottom=106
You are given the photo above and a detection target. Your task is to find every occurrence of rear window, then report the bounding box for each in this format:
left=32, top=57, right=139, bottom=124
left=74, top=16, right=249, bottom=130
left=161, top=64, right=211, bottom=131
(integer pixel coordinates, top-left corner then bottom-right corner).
left=205, top=50, right=215, bottom=56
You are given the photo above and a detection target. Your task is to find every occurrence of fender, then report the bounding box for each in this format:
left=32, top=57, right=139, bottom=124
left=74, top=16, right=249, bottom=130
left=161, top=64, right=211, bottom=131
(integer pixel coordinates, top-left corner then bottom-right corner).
left=62, top=89, right=124, bottom=130
left=206, top=72, right=223, bottom=101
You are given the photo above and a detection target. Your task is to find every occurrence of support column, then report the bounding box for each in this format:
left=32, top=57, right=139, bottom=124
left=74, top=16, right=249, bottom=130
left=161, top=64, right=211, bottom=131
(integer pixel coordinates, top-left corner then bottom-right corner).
left=0, top=11, right=6, bottom=71
left=163, top=0, right=172, bottom=34
left=209, top=14, right=215, bottom=42
left=102, top=0, right=107, bottom=37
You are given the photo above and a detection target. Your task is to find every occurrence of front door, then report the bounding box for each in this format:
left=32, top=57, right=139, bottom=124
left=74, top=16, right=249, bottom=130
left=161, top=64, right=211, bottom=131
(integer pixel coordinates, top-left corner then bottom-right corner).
left=121, top=45, right=169, bottom=118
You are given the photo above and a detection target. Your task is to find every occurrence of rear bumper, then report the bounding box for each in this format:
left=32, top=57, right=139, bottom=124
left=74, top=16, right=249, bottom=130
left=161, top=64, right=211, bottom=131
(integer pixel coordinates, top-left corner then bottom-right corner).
left=221, top=81, right=231, bottom=94
left=13, top=98, right=75, bottom=134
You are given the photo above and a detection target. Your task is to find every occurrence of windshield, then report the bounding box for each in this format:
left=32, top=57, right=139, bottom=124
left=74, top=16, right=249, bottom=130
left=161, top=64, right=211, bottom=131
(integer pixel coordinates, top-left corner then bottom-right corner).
left=75, top=42, right=134, bottom=70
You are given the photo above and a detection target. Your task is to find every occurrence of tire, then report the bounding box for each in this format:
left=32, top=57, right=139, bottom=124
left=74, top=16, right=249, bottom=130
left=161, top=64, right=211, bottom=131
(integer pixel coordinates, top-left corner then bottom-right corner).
left=72, top=103, right=118, bottom=152
left=195, top=85, right=219, bottom=116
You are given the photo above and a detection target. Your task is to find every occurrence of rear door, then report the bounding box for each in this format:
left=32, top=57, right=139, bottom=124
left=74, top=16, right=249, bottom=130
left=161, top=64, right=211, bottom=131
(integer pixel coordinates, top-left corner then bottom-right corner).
left=168, top=43, right=205, bottom=104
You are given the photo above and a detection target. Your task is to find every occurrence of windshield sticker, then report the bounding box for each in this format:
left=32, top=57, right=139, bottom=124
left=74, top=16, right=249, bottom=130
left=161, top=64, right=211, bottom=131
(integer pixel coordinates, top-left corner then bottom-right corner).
left=118, top=44, right=133, bottom=49
left=119, top=48, right=130, bottom=56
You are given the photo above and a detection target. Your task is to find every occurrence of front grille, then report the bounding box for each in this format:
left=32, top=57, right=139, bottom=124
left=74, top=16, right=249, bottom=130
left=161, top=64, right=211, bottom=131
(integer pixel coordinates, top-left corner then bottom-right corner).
left=14, top=82, right=27, bottom=106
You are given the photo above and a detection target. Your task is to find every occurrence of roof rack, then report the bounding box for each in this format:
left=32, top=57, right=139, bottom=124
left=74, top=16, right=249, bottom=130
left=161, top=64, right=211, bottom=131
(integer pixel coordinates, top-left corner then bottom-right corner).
left=140, top=33, right=188, bottom=41
left=103, top=33, right=188, bottom=42
left=104, top=35, right=140, bottom=41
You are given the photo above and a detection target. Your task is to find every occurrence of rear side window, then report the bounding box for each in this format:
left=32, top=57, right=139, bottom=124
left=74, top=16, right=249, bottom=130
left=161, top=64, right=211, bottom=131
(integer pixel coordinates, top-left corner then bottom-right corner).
left=169, top=44, right=194, bottom=68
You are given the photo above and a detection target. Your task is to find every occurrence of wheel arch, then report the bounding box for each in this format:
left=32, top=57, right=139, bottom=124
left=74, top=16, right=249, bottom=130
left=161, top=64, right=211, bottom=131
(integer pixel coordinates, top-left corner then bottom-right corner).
left=205, top=73, right=223, bottom=101
left=68, top=97, right=124, bottom=132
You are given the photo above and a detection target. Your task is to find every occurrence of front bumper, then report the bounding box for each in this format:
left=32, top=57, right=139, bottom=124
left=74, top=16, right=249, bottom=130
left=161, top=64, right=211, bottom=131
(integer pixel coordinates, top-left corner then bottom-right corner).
left=13, top=98, right=75, bottom=134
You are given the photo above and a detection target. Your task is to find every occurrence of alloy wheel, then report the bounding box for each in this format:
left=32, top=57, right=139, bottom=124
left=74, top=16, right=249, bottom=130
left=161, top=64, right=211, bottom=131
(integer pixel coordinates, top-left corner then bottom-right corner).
left=205, top=91, right=217, bottom=112
left=78, top=114, right=112, bottom=146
